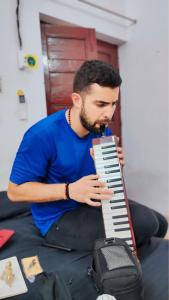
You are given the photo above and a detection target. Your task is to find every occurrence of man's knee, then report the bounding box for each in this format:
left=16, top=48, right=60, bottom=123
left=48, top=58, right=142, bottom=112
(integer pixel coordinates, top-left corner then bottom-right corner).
left=129, top=200, right=159, bottom=246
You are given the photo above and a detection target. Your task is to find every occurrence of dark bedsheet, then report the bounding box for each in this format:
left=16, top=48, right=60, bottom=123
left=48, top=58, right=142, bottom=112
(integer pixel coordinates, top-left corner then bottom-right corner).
left=0, top=192, right=168, bottom=300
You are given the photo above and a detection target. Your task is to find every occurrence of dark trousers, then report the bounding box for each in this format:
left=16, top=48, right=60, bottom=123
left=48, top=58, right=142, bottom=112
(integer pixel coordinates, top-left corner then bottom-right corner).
left=45, top=200, right=168, bottom=252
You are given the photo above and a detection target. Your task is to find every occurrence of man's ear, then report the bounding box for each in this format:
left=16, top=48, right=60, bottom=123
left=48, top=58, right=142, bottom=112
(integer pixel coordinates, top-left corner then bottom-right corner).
left=71, top=93, right=82, bottom=109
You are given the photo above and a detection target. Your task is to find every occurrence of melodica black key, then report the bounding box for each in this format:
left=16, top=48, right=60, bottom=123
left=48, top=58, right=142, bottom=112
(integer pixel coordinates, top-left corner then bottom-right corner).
left=92, top=135, right=136, bottom=253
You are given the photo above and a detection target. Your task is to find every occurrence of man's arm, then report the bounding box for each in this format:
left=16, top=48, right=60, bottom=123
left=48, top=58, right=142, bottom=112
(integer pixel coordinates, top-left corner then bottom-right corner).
left=8, top=175, right=113, bottom=207
left=8, top=181, right=66, bottom=202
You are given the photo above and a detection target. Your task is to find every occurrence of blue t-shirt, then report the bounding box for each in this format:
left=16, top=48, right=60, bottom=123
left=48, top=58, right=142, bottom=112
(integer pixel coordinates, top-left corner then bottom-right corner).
left=10, top=109, right=111, bottom=235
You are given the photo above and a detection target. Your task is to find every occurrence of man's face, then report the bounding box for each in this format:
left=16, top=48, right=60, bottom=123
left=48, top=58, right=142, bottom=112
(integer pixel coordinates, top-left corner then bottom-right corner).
left=79, top=83, right=119, bottom=134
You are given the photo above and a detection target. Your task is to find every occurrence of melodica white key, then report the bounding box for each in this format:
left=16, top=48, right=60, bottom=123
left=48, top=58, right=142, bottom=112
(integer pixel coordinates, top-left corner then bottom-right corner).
left=92, top=136, right=136, bottom=253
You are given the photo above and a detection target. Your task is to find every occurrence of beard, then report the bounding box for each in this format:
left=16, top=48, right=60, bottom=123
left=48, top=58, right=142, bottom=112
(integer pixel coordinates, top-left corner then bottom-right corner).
left=80, top=105, right=109, bottom=135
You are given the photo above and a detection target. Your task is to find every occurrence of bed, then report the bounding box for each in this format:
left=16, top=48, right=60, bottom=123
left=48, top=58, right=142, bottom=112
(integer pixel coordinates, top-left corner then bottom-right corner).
left=0, top=191, right=168, bottom=300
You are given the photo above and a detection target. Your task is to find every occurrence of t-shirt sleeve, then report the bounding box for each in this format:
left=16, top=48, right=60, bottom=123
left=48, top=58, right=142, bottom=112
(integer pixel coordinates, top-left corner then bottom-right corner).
left=10, top=129, right=52, bottom=184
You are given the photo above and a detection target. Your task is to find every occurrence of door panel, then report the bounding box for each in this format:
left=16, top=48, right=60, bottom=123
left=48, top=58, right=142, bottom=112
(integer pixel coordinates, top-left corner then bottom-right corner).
left=48, top=59, right=83, bottom=73
left=50, top=73, right=74, bottom=105
left=48, top=38, right=86, bottom=60
left=97, top=40, right=118, bottom=68
left=97, top=40, right=121, bottom=142
left=41, top=25, right=97, bottom=115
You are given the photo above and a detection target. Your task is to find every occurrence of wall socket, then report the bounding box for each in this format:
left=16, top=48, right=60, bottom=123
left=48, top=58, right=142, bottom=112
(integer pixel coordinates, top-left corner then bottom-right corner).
left=17, top=50, right=38, bottom=70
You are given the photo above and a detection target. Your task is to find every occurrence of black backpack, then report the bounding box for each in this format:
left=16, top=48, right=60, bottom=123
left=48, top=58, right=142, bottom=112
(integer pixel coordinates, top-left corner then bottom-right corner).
left=90, top=238, right=144, bottom=300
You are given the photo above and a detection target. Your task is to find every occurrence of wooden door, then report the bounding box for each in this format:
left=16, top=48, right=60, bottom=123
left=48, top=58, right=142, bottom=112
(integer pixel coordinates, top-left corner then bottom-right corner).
left=41, top=25, right=97, bottom=114
left=97, top=40, right=121, bottom=141
left=41, top=25, right=121, bottom=140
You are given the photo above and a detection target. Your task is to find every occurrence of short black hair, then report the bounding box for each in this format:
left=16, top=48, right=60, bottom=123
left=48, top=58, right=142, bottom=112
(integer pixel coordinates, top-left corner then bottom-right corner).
left=73, top=60, right=122, bottom=93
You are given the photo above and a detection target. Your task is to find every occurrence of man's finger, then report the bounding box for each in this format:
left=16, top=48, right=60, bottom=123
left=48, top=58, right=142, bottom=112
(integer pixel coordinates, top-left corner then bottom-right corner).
left=86, top=174, right=99, bottom=180
left=86, top=199, right=101, bottom=207
left=92, top=187, right=113, bottom=195
left=114, top=136, right=120, bottom=145
left=90, top=193, right=113, bottom=201
left=120, top=159, right=125, bottom=166
left=117, top=147, right=123, bottom=153
left=90, top=180, right=106, bottom=187
left=118, top=154, right=124, bottom=160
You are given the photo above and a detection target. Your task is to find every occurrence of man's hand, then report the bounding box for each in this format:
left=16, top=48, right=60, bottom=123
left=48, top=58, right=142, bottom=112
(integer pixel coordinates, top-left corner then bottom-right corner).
left=69, top=175, right=113, bottom=207
left=116, top=146, right=125, bottom=167
left=114, top=136, right=125, bottom=167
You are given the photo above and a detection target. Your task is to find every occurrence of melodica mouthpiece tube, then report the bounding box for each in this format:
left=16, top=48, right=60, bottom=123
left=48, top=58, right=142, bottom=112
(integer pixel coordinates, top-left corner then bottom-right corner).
left=100, top=124, right=106, bottom=136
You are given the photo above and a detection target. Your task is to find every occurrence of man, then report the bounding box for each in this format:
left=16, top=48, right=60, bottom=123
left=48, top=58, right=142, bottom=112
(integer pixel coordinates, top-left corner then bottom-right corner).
left=8, top=60, right=164, bottom=252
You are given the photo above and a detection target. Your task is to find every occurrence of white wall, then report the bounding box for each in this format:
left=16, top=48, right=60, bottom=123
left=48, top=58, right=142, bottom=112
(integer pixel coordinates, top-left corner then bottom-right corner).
left=0, top=0, right=47, bottom=189
left=119, top=0, right=168, bottom=216
left=0, top=0, right=168, bottom=219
